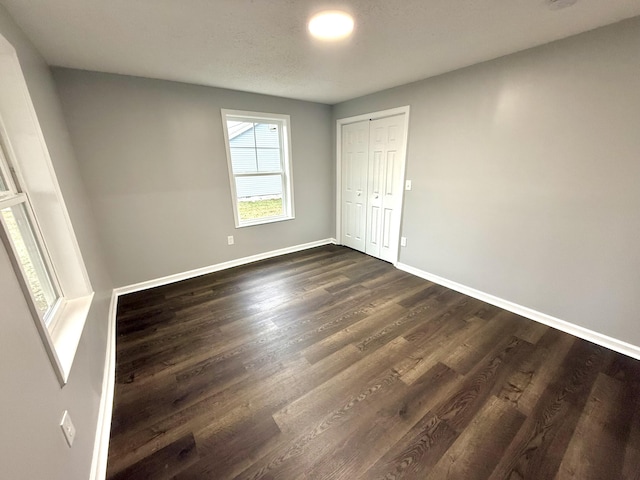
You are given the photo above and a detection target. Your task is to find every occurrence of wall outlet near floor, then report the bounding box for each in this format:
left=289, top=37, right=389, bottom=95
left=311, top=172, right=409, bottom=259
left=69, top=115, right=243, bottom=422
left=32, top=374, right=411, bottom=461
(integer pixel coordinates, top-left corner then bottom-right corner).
left=400, top=236, right=407, bottom=247
left=60, top=411, right=76, bottom=447
left=227, top=235, right=234, bottom=245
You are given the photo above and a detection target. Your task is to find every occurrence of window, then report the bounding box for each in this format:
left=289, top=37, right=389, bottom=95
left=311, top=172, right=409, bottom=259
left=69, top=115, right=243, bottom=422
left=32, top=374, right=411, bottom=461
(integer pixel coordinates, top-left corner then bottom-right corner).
left=1, top=33, right=93, bottom=385
left=222, top=110, right=294, bottom=227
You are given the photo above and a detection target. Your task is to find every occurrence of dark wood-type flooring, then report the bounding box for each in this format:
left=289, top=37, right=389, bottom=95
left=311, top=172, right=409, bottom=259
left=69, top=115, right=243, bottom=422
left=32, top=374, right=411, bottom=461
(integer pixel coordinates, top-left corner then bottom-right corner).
left=107, top=245, right=640, bottom=480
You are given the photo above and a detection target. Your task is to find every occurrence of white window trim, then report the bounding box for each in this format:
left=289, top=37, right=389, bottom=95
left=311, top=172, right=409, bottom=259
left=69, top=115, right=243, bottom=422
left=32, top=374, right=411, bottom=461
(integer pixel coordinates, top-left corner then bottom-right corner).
left=0, top=33, right=93, bottom=386
left=221, top=109, right=295, bottom=228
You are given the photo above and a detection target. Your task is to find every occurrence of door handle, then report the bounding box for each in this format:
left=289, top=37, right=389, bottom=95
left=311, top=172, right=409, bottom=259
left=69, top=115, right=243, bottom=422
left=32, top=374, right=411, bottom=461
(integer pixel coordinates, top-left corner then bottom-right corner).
left=374, top=194, right=379, bottom=199
left=357, top=192, right=362, bottom=197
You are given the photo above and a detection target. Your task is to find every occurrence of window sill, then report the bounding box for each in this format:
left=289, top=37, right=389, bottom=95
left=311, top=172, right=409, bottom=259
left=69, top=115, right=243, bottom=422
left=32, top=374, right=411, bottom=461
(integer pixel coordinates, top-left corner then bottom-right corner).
left=236, top=215, right=295, bottom=228
left=49, top=292, right=94, bottom=385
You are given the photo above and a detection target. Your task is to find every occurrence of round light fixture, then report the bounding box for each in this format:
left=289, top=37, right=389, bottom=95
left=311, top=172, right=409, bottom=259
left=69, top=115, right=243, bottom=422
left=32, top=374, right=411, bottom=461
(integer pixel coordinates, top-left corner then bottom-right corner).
left=308, top=11, right=354, bottom=41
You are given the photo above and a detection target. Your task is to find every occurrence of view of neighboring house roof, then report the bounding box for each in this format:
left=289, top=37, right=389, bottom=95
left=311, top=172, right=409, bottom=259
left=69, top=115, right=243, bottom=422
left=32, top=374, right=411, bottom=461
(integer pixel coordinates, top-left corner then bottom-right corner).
left=227, top=121, right=254, bottom=140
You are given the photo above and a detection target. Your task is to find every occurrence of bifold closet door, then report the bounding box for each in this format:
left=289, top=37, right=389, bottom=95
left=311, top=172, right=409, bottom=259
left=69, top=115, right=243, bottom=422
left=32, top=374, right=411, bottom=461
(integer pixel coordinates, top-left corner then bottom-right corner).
left=365, top=115, right=404, bottom=262
left=341, top=114, right=405, bottom=262
left=341, top=120, right=369, bottom=253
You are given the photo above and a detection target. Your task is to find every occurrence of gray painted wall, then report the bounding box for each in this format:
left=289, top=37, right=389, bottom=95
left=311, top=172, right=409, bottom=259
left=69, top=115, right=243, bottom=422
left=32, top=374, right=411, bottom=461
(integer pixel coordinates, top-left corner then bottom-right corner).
left=53, top=69, right=333, bottom=287
left=0, top=5, right=113, bottom=480
left=333, top=17, right=640, bottom=346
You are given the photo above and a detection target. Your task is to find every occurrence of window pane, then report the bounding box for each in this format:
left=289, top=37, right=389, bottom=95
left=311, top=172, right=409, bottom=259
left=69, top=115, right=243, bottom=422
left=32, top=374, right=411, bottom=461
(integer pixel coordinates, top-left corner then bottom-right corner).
left=238, top=197, right=284, bottom=221
left=236, top=175, right=284, bottom=221
left=226, top=121, right=255, bottom=147
left=230, top=147, right=257, bottom=173
left=257, top=148, right=281, bottom=172
left=0, top=162, right=10, bottom=194
left=254, top=123, right=280, bottom=148
left=236, top=174, right=283, bottom=199
left=1, top=203, right=58, bottom=317
left=0, top=146, right=9, bottom=193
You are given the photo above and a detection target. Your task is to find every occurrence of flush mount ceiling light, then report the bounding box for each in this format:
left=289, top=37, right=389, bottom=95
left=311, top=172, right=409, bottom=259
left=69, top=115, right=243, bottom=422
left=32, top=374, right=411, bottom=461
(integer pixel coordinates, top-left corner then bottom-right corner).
left=308, top=11, right=354, bottom=41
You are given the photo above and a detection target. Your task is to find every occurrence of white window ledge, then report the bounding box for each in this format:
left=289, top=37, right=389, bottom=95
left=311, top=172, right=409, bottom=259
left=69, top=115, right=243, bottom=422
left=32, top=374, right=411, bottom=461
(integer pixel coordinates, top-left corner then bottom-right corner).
left=236, top=214, right=295, bottom=228
left=49, top=292, right=94, bottom=384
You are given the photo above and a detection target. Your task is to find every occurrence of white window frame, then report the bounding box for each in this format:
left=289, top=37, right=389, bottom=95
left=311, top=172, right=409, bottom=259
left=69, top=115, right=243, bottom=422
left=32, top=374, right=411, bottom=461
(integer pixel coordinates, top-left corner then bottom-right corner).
left=221, top=109, right=295, bottom=228
left=0, top=33, right=93, bottom=386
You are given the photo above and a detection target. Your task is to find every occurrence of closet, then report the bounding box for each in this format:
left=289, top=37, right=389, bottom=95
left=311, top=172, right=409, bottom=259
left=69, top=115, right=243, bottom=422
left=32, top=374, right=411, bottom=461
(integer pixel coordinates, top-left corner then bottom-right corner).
left=340, top=112, right=407, bottom=263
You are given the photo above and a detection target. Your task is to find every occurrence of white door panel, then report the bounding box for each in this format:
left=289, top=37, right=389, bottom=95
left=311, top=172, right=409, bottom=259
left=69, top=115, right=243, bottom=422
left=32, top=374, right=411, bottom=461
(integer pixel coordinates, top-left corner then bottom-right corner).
left=382, top=208, right=393, bottom=249
left=341, top=121, right=369, bottom=252
left=385, top=151, right=396, bottom=195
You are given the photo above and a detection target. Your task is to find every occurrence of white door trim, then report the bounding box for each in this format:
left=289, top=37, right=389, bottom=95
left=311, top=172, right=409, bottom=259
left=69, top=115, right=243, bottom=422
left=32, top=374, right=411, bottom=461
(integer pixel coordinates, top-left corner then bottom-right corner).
left=336, top=106, right=410, bottom=265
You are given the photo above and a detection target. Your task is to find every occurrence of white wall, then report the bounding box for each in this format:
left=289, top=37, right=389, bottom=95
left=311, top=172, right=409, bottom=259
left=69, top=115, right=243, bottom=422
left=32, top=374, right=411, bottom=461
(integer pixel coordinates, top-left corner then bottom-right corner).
left=333, top=17, right=640, bottom=347
left=0, top=5, right=113, bottom=479
left=53, top=69, right=334, bottom=287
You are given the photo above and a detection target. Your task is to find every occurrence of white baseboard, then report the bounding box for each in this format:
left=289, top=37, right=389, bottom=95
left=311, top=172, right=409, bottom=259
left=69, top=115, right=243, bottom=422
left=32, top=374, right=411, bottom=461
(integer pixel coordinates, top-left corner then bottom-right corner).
left=117, top=238, right=337, bottom=295
left=89, top=290, right=118, bottom=480
left=396, top=262, right=640, bottom=360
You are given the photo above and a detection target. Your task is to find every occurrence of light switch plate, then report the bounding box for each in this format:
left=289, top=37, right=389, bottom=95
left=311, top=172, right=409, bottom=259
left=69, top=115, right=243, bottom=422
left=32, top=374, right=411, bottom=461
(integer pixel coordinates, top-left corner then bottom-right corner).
left=405, top=180, right=412, bottom=190
left=60, top=411, right=76, bottom=447
left=227, top=235, right=234, bottom=245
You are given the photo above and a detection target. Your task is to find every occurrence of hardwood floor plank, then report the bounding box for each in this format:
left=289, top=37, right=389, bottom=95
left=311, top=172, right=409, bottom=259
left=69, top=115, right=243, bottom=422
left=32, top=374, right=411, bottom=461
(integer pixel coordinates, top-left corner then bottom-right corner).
left=194, top=343, right=365, bottom=443
left=303, top=363, right=461, bottom=480
left=425, top=396, right=526, bottom=480
left=353, top=294, right=455, bottom=354
left=400, top=295, right=493, bottom=345
left=110, top=373, right=179, bottom=438
left=555, top=373, right=630, bottom=480
left=360, top=412, right=458, bottom=480
left=497, top=327, right=576, bottom=416
left=176, top=415, right=282, bottom=480
left=512, top=314, right=549, bottom=344
left=362, top=335, right=534, bottom=480
left=107, top=355, right=310, bottom=475
left=356, top=291, right=487, bottom=359
left=440, top=311, right=522, bottom=375
left=488, top=340, right=606, bottom=480
left=394, top=315, right=487, bottom=384
left=602, top=354, right=640, bottom=480
left=301, top=302, right=406, bottom=364
left=623, top=404, right=640, bottom=480
left=236, top=367, right=408, bottom=480
left=396, top=282, right=446, bottom=309
left=106, top=433, right=198, bottom=480
left=114, top=327, right=231, bottom=386
left=272, top=337, right=410, bottom=434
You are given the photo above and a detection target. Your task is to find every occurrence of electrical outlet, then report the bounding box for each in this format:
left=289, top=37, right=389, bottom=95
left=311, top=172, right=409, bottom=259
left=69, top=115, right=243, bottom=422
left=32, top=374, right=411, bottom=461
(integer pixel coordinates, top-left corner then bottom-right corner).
left=227, top=235, right=234, bottom=245
left=400, top=237, right=407, bottom=247
left=60, top=411, right=76, bottom=447
left=405, top=180, right=412, bottom=190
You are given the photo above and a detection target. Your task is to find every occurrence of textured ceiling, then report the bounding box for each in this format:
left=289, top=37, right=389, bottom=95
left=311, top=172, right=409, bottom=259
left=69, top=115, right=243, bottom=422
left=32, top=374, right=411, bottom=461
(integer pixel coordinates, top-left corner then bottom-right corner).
left=1, top=0, right=639, bottom=104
